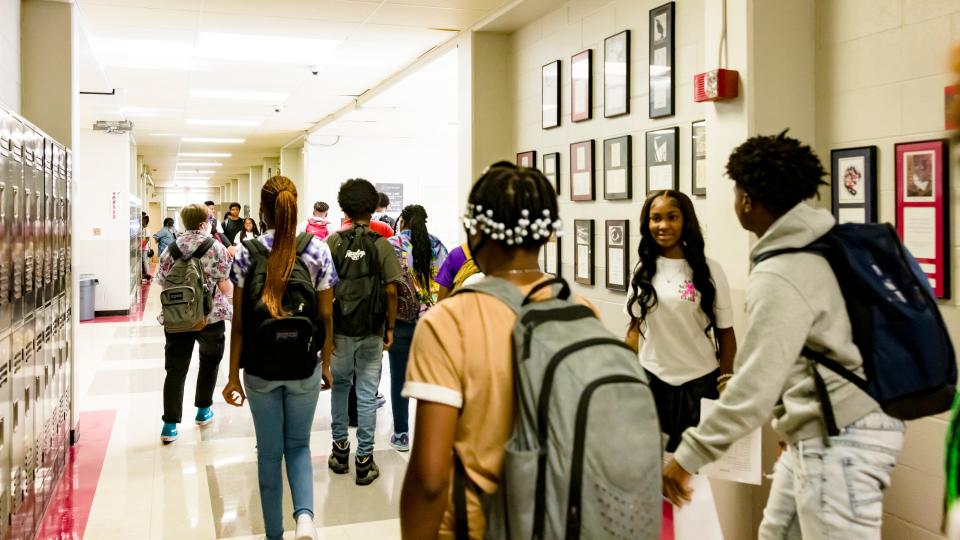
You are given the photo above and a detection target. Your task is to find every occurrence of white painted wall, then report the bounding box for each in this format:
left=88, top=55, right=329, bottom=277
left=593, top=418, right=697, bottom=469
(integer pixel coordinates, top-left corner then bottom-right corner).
left=0, top=0, right=20, bottom=112
left=74, top=129, right=134, bottom=312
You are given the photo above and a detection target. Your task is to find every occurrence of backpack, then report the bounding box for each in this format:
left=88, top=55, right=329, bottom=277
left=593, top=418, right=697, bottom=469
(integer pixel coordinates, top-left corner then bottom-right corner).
left=754, top=222, right=957, bottom=436
left=329, top=225, right=386, bottom=337
left=451, top=243, right=481, bottom=292
left=305, top=218, right=330, bottom=240
left=396, top=255, right=424, bottom=322
left=240, top=233, right=324, bottom=381
left=159, top=239, right=214, bottom=333
left=452, top=277, right=662, bottom=540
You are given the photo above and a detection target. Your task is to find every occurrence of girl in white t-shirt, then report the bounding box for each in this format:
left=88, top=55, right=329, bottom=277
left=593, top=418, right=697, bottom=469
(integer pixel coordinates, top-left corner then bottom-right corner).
left=625, top=190, right=737, bottom=452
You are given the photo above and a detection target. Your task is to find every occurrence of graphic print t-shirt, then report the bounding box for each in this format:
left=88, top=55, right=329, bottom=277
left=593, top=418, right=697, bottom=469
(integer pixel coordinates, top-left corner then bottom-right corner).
left=627, top=257, right=734, bottom=385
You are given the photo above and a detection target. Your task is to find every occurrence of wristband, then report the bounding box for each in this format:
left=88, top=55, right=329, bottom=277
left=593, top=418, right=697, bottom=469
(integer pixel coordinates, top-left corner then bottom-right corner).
left=717, top=373, right=733, bottom=384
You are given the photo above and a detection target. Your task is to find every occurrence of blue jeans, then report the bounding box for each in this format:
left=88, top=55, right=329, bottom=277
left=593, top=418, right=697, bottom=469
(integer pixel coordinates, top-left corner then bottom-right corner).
left=387, top=319, right=417, bottom=434
left=759, top=411, right=905, bottom=540
left=331, top=334, right=383, bottom=456
left=244, top=365, right=322, bottom=540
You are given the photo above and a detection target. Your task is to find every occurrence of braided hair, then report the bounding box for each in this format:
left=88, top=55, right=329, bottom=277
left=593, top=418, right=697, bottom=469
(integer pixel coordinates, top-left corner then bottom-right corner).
left=464, top=161, right=560, bottom=253
left=400, top=205, right=433, bottom=293
left=260, top=176, right=299, bottom=318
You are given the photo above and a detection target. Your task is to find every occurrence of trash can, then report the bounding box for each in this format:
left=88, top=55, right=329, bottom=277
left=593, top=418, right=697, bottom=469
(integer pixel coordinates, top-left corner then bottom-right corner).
left=79, top=275, right=99, bottom=321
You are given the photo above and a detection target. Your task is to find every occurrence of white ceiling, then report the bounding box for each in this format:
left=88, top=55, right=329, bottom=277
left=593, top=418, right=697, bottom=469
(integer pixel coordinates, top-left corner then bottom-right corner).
left=76, top=0, right=508, bottom=188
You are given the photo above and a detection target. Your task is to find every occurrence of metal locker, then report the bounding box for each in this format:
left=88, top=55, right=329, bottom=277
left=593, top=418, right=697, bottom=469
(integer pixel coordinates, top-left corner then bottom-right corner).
left=32, top=133, right=43, bottom=311
left=33, top=309, right=49, bottom=524
left=21, top=132, right=35, bottom=313
left=42, top=139, right=52, bottom=304
left=8, top=325, right=26, bottom=533
left=64, top=149, right=71, bottom=294
left=9, top=121, right=23, bottom=327
left=0, top=111, right=13, bottom=334
left=19, top=318, right=35, bottom=535
left=0, top=333, right=11, bottom=540
left=55, top=146, right=65, bottom=297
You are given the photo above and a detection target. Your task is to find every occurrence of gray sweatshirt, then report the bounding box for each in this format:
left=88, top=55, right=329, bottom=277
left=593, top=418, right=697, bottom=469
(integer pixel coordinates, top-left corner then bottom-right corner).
left=675, top=203, right=879, bottom=474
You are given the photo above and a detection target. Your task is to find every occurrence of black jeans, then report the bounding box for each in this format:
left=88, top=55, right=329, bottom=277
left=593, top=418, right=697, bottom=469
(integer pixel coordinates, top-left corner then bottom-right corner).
left=387, top=319, right=416, bottom=434
left=162, top=321, right=226, bottom=423
left=645, top=368, right=720, bottom=453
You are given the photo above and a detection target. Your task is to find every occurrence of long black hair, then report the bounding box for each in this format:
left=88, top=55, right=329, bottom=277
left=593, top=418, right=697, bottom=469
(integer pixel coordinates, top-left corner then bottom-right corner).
left=243, top=217, right=260, bottom=237
left=400, top=204, right=433, bottom=293
left=627, top=190, right=718, bottom=347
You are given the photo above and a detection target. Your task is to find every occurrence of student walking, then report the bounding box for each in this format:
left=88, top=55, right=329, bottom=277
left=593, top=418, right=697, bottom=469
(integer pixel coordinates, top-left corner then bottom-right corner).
left=662, top=132, right=905, bottom=539
left=156, top=204, right=233, bottom=444
left=385, top=205, right=447, bottom=452
left=302, top=201, right=331, bottom=240
left=233, top=217, right=259, bottom=245
left=326, top=178, right=402, bottom=486
left=221, top=176, right=336, bottom=540
left=222, top=202, right=245, bottom=243
left=152, top=217, right=177, bottom=257
left=625, top=190, right=737, bottom=452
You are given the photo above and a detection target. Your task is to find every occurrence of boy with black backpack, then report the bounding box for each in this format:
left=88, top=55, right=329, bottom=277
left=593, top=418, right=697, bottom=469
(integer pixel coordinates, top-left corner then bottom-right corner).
left=156, top=203, right=233, bottom=444
left=325, top=178, right=402, bottom=486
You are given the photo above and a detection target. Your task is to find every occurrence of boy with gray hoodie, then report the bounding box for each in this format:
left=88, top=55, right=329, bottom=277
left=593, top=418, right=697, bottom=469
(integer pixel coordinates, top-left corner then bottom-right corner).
left=662, top=132, right=904, bottom=539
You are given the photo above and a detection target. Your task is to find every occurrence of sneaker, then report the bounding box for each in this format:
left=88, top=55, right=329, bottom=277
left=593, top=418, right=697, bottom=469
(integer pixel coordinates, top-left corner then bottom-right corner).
left=294, top=513, right=317, bottom=540
left=390, top=432, right=410, bottom=452
left=328, top=440, right=350, bottom=474
left=160, top=423, right=178, bottom=444
left=195, top=407, right=214, bottom=426
left=355, top=454, right=380, bottom=486
left=377, top=393, right=386, bottom=408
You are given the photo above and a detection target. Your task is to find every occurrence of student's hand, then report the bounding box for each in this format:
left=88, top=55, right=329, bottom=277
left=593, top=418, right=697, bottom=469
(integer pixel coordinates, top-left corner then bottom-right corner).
left=227, top=245, right=237, bottom=258
left=321, top=364, right=333, bottom=391
left=662, top=457, right=693, bottom=507
left=384, top=329, right=394, bottom=350
left=222, top=377, right=246, bottom=407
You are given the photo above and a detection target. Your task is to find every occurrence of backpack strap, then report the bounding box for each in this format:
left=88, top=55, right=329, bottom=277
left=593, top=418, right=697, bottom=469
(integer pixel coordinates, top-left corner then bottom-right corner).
left=802, top=345, right=870, bottom=439
left=169, top=242, right=184, bottom=261
left=522, top=277, right=570, bottom=306
left=295, top=232, right=314, bottom=256
left=453, top=276, right=525, bottom=315
left=453, top=453, right=470, bottom=540
left=190, top=238, right=215, bottom=260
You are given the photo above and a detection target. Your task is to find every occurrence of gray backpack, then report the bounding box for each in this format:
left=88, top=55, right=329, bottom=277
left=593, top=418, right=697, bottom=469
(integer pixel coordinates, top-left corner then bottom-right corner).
left=453, top=277, right=662, bottom=540
left=159, top=239, right=214, bottom=333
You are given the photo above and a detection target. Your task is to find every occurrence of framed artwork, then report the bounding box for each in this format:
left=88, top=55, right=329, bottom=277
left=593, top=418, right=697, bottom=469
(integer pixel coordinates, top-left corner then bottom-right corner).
left=603, top=135, right=632, bottom=200
left=574, top=219, right=595, bottom=285
left=543, top=152, right=561, bottom=194
left=649, top=2, right=675, bottom=118
left=895, top=139, right=951, bottom=299
left=540, top=234, right=562, bottom=277
left=604, top=30, right=630, bottom=118
left=605, top=220, right=630, bottom=292
left=830, top=146, right=877, bottom=224
left=570, top=140, right=595, bottom=201
left=517, top=150, right=536, bottom=169
left=571, top=50, right=593, bottom=123
left=692, top=120, right=707, bottom=196
left=542, top=60, right=561, bottom=130
left=646, top=127, right=678, bottom=192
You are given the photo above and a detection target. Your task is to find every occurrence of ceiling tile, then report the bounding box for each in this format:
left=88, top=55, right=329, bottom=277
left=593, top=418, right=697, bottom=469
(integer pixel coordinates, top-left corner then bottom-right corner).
left=81, top=0, right=203, bottom=11
left=366, top=4, right=488, bottom=29
left=197, top=12, right=359, bottom=40
left=200, top=0, right=380, bottom=22
left=78, top=4, right=200, bottom=30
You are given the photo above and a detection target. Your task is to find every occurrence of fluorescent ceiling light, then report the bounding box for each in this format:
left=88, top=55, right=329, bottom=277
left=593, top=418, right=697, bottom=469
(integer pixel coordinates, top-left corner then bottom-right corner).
left=186, top=119, right=262, bottom=127
left=179, top=152, right=232, bottom=157
left=197, top=32, right=340, bottom=65
left=150, top=133, right=183, bottom=137
left=175, top=176, right=211, bottom=181
left=190, top=89, right=289, bottom=102
left=182, top=137, right=245, bottom=144
left=177, top=170, right=215, bottom=174
left=176, top=162, right=222, bottom=167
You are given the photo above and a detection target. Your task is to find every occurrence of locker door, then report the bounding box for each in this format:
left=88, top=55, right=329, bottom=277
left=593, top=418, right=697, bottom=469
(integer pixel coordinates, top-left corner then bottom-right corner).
left=19, top=318, right=34, bottom=536
left=33, top=310, right=48, bottom=525
left=8, top=326, right=23, bottom=525
left=9, top=121, right=23, bottom=327
left=55, top=146, right=65, bottom=296
left=0, top=333, right=11, bottom=540
left=64, top=149, right=71, bottom=294
left=32, top=133, right=43, bottom=311
left=42, top=139, right=52, bottom=303
left=0, top=112, right=13, bottom=334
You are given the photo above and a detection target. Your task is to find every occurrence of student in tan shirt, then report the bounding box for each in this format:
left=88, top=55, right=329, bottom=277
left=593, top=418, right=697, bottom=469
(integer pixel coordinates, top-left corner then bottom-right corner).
left=400, top=162, right=588, bottom=539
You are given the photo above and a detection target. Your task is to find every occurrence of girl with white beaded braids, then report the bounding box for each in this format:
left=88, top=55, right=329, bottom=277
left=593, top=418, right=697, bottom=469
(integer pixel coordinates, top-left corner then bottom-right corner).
left=400, top=161, right=593, bottom=540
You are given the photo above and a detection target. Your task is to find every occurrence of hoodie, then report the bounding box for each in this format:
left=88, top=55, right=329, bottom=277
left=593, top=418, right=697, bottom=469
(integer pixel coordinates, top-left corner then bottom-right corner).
left=674, top=203, right=879, bottom=474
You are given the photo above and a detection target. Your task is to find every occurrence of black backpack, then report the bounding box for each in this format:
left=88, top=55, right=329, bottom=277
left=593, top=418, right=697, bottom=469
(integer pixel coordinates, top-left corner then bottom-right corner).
left=755, top=223, right=956, bottom=436
left=329, top=225, right=386, bottom=337
left=240, top=233, right=323, bottom=381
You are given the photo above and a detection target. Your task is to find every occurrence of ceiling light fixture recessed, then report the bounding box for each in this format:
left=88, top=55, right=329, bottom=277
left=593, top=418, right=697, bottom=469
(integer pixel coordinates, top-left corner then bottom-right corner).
left=177, top=170, right=215, bottom=174
left=175, top=176, right=212, bottom=181
left=175, top=162, right=222, bottom=167
left=197, top=32, right=340, bottom=65
left=190, top=89, right=289, bottom=102
left=182, top=137, right=245, bottom=144
left=186, top=119, right=262, bottom=127
left=178, top=152, right=232, bottom=158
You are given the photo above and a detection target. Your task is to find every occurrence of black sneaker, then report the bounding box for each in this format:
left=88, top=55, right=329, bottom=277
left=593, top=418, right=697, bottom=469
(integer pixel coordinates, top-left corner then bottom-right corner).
left=355, top=454, right=380, bottom=486
left=328, top=440, right=350, bottom=474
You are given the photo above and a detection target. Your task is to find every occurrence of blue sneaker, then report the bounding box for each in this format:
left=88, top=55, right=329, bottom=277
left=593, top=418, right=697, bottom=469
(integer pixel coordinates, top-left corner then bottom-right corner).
left=161, top=423, right=178, bottom=444
left=390, top=432, right=410, bottom=452
left=195, top=407, right=214, bottom=426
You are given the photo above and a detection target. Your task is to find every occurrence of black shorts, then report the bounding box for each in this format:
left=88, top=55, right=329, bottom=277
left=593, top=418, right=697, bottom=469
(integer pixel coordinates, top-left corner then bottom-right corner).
left=645, top=368, right=720, bottom=453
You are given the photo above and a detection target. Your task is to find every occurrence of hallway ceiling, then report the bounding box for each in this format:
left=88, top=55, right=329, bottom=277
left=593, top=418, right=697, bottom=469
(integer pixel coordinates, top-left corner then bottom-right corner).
left=76, top=0, right=507, bottom=189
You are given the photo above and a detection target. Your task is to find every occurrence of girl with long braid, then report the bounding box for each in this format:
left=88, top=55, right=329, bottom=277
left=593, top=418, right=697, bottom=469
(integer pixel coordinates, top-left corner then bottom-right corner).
left=222, top=176, right=337, bottom=540
left=386, top=204, right=448, bottom=452
left=624, top=190, right=738, bottom=453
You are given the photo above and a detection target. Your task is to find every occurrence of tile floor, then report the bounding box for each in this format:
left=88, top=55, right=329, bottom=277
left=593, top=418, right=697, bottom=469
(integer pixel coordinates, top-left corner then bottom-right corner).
left=72, top=285, right=409, bottom=539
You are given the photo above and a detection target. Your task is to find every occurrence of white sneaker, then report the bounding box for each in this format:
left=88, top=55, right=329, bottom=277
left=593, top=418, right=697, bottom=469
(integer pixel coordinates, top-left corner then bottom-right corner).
left=295, top=513, right=317, bottom=540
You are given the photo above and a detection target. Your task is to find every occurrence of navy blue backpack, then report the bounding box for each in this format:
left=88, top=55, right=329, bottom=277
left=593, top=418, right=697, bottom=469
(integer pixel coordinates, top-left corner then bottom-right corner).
left=755, top=222, right=956, bottom=435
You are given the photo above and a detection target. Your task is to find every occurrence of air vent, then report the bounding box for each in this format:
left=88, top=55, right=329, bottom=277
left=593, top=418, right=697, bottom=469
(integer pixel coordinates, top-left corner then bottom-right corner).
left=92, top=120, right=135, bottom=134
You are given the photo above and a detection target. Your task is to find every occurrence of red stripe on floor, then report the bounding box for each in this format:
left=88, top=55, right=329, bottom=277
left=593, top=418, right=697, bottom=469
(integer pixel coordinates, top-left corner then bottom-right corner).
left=34, top=410, right=117, bottom=540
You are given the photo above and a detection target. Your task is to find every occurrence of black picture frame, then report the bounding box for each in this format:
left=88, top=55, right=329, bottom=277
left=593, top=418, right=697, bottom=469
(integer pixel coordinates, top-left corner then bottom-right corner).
left=543, top=152, right=561, bottom=194
left=649, top=2, right=675, bottom=119
left=571, top=50, right=593, bottom=123
left=646, top=127, right=679, bottom=192
left=605, top=220, right=629, bottom=292
left=570, top=140, right=595, bottom=201
left=574, top=219, right=595, bottom=286
left=603, top=135, right=632, bottom=200
left=517, top=150, right=536, bottom=169
left=604, top=30, right=630, bottom=118
left=542, top=60, right=561, bottom=130
left=692, top=120, right=706, bottom=196
left=830, top=146, right=877, bottom=224
left=540, top=234, right=562, bottom=277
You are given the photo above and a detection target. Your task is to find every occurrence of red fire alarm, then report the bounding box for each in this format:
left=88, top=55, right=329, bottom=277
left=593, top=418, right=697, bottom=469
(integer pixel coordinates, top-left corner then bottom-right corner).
left=694, top=69, right=739, bottom=102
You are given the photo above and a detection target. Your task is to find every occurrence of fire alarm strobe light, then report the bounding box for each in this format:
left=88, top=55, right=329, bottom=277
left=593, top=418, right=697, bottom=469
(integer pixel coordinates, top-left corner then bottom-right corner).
left=694, top=69, right=739, bottom=102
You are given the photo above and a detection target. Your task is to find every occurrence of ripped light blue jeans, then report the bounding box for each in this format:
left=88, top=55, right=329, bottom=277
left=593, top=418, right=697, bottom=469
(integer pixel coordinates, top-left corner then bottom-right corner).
left=759, top=411, right=905, bottom=540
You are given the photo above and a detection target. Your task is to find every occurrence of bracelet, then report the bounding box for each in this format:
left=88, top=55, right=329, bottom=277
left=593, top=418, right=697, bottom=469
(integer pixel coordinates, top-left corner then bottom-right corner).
left=387, top=327, right=395, bottom=331
left=717, top=373, right=734, bottom=384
